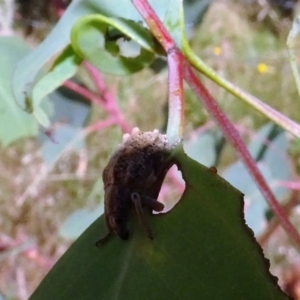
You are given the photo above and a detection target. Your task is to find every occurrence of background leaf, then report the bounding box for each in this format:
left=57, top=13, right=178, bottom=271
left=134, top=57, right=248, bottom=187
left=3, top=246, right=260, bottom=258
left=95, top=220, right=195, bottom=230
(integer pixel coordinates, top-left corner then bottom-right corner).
left=222, top=123, right=291, bottom=236
left=38, top=84, right=91, bottom=165
left=222, top=161, right=271, bottom=235
left=248, top=123, right=290, bottom=200
left=29, top=147, right=288, bottom=300
left=184, top=131, right=216, bottom=166
left=30, top=46, right=82, bottom=127
left=183, top=0, right=211, bottom=38
left=59, top=178, right=104, bottom=240
left=59, top=204, right=104, bottom=240
left=0, top=36, right=38, bottom=146
left=46, top=84, right=91, bottom=128
left=12, top=0, right=182, bottom=124
left=70, top=16, right=156, bottom=75
left=40, top=124, right=85, bottom=166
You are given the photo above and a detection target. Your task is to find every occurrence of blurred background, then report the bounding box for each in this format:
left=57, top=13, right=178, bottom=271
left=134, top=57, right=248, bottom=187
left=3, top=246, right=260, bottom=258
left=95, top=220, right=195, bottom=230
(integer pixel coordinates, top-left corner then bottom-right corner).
left=1, top=0, right=300, bottom=298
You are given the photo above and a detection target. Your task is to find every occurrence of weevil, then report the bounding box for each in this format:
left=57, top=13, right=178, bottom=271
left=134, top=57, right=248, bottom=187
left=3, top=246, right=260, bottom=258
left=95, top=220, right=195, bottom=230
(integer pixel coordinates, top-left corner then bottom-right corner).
left=96, top=128, right=175, bottom=246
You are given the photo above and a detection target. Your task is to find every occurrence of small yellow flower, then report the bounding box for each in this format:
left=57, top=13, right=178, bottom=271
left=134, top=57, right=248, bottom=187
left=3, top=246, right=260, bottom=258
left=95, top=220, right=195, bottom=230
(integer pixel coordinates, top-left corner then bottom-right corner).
left=213, top=46, right=222, bottom=56
left=257, top=63, right=268, bottom=74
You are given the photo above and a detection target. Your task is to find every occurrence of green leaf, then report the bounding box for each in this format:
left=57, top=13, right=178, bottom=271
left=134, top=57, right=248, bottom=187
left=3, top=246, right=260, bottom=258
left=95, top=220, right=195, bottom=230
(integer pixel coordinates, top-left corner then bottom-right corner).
left=30, top=46, right=82, bottom=127
left=0, top=36, right=38, bottom=146
left=12, top=0, right=182, bottom=122
left=30, top=147, right=287, bottom=300
left=248, top=123, right=290, bottom=200
left=59, top=204, right=104, bottom=240
left=71, top=15, right=156, bottom=75
left=46, top=83, right=91, bottom=128
left=12, top=0, right=94, bottom=112
left=40, top=124, right=85, bottom=166
left=38, top=84, right=91, bottom=164
left=222, top=161, right=270, bottom=235
left=59, top=178, right=104, bottom=240
left=184, top=132, right=216, bottom=166
left=183, top=0, right=211, bottom=38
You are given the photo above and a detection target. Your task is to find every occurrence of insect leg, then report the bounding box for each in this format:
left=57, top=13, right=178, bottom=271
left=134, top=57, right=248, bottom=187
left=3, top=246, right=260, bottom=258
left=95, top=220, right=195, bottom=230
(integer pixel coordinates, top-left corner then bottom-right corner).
left=142, top=196, right=164, bottom=212
left=95, top=214, right=113, bottom=247
left=96, top=231, right=113, bottom=247
left=131, top=192, right=154, bottom=239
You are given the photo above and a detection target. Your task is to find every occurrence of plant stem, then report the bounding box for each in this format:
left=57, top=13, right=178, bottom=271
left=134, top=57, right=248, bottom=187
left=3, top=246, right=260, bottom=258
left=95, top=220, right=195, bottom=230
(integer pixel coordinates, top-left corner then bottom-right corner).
left=131, top=0, right=174, bottom=49
left=83, top=62, right=109, bottom=103
left=83, top=62, right=131, bottom=133
left=287, top=13, right=300, bottom=99
left=63, top=80, right=103, bottom=107
left=84, top=118, right=117, bottom=135
left=166, top=49, right=184, bottom=141
left=64, top=75, right=131, bottom=133
left=132, top=0, right=184, bottom=141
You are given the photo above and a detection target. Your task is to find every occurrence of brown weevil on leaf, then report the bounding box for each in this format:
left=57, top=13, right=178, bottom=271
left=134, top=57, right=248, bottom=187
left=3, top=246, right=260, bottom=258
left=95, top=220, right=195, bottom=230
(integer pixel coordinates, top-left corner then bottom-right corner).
left=96, top=127, right=177, bottom=246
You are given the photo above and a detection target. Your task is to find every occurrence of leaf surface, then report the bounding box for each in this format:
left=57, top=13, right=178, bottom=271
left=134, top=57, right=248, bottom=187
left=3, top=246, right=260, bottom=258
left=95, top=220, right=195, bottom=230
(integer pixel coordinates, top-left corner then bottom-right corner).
left=30, top=147, right=288, bottom=300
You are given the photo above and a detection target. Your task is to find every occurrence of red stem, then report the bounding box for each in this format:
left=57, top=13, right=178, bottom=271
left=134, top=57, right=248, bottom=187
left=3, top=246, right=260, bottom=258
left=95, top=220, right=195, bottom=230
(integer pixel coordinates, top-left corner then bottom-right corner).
left=83, top=62, right=131, bottom=133
left=63, top=80, right=103, bottom=107
left=64, top=74, right=131, bottom=133
left=167, top=49, right=185, bottom=139
left=131, top=0, right=174, bottom=51
left=83, top=61, right=107, bottom=101
left=132, top=0, right=185, bottom=140
left=84, top=118, right=117, bottom=135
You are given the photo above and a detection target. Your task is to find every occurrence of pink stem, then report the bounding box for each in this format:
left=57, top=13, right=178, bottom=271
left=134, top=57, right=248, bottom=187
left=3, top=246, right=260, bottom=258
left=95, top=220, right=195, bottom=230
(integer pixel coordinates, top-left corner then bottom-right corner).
left=185, top=65, right=300, bottom=247
left=277, top=180, right=300, bottom=190
left=167, top=49, right=185, bottom=139
left=64, top=78, right=131, bottom=133
left=84, top=118, right=117, bottom=135
left=63, top=81, right=104, bottom=107
left=83, top=62, right=132, bottom=133
left=132, top=0, right=184, bottom=140
left=83, top=62, right=107, bottom=96
left=131, top=0, right=174, bottom=50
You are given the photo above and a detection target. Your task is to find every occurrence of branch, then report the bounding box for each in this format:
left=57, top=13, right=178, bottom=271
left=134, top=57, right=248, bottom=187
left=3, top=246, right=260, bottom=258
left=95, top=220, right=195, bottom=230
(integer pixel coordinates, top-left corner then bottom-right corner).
left=83, top=62, right=131, bottom=133
left=287, top=13, right=300, bottom=99
left=64, top=68, right=131, bottom=134
left=132, top=0, right=184, bottom=141
left=166, top=49, right=184, bottom=141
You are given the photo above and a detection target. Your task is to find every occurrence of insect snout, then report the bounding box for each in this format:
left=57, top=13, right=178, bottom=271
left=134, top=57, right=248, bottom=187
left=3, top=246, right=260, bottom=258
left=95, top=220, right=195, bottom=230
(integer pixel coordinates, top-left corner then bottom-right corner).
left=111, top=217, right=130, bottom=240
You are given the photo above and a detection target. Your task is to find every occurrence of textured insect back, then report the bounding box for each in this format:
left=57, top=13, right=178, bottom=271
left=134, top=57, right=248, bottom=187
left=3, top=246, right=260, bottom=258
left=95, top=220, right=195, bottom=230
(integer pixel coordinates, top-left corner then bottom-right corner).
left=97, top=128, right=177, bottom=245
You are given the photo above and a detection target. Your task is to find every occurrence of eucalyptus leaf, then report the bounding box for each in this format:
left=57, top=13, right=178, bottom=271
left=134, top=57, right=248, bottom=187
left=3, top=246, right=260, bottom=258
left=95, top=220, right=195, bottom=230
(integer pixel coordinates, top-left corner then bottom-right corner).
left=184, top=132, right=216, bottom=166
left=70, top=15, right=155, bottom=75
left=12, top=0, right=183, bottom=124
left=183, top=0, right=211, bottom=38
left=222, top=123, right=291, bottom=236
left=0, top=36, right=38, bottom=145
left=30, top=46, right=82, bottom=127
left=222, top=161, right=270, bottom=235
left=40, top=124, right=85, bottom=166
left=59, top=204, right=104, bottom=240
left=260, top=131, right=290, bottom=200
left=30, top=147, right=288, bottom=300
left=45, top=84, right=91, bottom=128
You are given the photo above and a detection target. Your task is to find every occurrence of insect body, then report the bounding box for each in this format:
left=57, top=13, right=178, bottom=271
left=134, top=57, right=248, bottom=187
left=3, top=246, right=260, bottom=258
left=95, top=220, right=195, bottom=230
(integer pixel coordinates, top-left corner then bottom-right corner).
left=96, top=128, right=175, bottom=245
